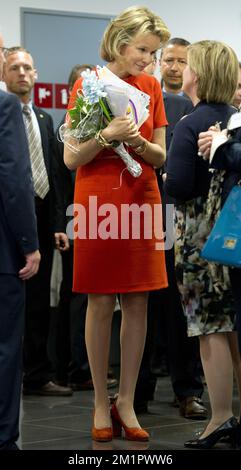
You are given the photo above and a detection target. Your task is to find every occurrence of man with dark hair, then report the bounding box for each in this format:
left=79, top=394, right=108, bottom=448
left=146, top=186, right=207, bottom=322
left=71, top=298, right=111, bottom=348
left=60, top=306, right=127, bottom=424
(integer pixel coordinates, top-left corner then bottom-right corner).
left=135, top=39, right=207, bottom=421
left=3, top=46, right=72, bottom=397
left=160, top=37, right=190, bottom=95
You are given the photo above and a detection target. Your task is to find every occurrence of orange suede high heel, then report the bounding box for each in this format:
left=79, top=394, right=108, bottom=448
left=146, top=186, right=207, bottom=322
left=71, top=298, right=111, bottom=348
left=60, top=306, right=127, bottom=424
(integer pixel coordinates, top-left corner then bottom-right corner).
left=92, top=411, right=113, bottom=442
left=110, top=404, right=149, bottom=441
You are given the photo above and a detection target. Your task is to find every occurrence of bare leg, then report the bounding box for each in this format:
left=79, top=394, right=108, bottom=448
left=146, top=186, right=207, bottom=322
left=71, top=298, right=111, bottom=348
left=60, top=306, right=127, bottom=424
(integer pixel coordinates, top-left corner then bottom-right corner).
left=85, top=293, right=116, bottom=428
left=116, top=291, right=148, bottom=428
left=227, top=331, right=241, bottom=414
left=199, top=332, right=233, bottom=438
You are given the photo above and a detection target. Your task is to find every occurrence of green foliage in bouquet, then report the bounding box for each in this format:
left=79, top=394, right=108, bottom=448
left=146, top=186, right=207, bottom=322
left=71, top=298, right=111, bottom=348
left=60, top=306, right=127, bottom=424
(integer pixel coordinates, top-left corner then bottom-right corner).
left=68, top=94, right=92, bottom=130
left=68, top=93, right=117, bottom=143
left=60, top=68, right=143, bottom=177
left=67, top=69, right=117, bottom=142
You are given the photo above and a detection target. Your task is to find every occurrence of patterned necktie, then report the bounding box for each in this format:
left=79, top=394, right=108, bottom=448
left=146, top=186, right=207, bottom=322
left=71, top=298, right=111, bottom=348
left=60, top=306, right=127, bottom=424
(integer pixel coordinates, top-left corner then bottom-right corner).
left=22, top=104, right=49, bottom=199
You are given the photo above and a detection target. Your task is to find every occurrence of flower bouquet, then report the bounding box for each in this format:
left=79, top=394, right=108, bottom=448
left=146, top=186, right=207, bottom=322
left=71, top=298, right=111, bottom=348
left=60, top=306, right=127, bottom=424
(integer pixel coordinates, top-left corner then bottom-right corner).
left=59, top=66, right=150, bottom=177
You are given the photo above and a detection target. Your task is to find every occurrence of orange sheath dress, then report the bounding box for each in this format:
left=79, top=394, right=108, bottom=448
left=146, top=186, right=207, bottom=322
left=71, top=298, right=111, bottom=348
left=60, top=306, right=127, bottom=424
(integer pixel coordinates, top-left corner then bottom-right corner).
left=69, top=73, right=168, bottom=293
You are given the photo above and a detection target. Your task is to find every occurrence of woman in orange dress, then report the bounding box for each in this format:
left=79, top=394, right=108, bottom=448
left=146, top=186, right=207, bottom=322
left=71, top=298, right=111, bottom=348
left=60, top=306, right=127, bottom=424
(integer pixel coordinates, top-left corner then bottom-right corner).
left=64, top=6, right=170, bottom=441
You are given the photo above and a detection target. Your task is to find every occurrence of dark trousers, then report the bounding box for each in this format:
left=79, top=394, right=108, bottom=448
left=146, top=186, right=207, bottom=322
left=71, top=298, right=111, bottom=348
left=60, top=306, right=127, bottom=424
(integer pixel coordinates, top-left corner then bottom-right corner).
left=54, top=246, right=89, bottom=384
left=135, top=249, right=203, bottom=402
left=23, top=196, right=53, bottom=387
left=135, top=180, right=203, bottom=402
left=0, top=274, right=25, bottom=447
left=164, top=247, right=203, bottom=398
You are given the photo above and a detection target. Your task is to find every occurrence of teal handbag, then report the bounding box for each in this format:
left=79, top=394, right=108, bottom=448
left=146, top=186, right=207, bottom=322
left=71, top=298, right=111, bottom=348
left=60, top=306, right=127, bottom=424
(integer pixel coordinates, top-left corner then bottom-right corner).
left=201, top=184, right=241, bottom=268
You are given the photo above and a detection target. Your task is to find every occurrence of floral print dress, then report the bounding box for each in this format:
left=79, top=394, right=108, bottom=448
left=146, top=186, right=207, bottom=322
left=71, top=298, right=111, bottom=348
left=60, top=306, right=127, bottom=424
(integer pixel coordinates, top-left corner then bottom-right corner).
left=166, top=101, right=236, bottom=337
left=174, top=191, right=235, bottom=337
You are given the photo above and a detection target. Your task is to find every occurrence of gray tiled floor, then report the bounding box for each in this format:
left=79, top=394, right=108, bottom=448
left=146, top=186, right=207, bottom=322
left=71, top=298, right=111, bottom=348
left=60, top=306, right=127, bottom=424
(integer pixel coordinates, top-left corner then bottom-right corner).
left=20, top=376, right=239, bottom=450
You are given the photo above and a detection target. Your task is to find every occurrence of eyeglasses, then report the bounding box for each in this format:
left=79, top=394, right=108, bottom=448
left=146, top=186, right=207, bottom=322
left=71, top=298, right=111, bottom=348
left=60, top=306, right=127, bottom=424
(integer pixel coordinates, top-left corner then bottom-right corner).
left=0, top=47, right=9, bottom=55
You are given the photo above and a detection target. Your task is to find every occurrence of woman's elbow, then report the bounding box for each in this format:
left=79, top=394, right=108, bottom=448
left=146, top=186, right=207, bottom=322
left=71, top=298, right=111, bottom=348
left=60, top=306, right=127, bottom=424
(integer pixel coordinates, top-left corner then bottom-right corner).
left=155, top=149, right=166, bottom=168
left=64, top=148, right=78, bottom=170
left=64, top=155, right=76, bottom=170
left=158, top=156, right=166, bottom=169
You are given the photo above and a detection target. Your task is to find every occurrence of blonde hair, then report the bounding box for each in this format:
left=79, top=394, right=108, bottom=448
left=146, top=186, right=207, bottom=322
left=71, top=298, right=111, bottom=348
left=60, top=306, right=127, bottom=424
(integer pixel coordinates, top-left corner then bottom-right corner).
left=187, top=40, right=239, bottom=103
left=100, top=6, right=170, bottom=62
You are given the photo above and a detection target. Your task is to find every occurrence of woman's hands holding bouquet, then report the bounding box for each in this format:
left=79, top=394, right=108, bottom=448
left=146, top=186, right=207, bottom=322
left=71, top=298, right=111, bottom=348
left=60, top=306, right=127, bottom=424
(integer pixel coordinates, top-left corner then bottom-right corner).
left=102, top=116, right=140, bottom=144
left=102, top=117, right=148, bottom=157
left=61, top=66, right=153, bottom=177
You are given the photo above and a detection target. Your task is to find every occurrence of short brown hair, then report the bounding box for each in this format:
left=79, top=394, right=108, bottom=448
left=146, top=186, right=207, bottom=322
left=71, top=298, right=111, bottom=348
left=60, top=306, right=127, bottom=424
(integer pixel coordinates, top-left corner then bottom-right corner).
left=100, top=6, right=170, bottom=62
left=160, top=37, right=190, bottom=57
left=188, top=40, right=239, bottom=103
left=5, top=46, right=30, bottom=56
left=68, top=64, right=95, bottom=90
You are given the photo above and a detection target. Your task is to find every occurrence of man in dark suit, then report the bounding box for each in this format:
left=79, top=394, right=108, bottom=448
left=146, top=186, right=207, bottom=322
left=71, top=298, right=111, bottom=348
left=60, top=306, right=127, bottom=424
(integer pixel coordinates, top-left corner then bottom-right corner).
left=160, top=89, right=207, bottom=420
left=0, top=37, right=40, bottom=450
left=163, top=92, right=193, bottom=148
left=3, top=47, right=72, bottom=396
left=135, top=70, right=207, bottom=419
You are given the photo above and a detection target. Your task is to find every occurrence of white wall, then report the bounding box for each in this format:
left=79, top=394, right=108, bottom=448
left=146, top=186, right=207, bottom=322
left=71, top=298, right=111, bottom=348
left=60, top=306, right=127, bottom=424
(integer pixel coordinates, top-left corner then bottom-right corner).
left=2, top=0, right=241, bottom=58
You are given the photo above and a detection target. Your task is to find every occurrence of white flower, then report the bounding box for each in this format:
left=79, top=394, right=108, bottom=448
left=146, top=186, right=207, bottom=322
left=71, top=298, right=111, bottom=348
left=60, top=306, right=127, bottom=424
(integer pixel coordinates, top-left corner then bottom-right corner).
left=81, top=69, right=107, bottom=104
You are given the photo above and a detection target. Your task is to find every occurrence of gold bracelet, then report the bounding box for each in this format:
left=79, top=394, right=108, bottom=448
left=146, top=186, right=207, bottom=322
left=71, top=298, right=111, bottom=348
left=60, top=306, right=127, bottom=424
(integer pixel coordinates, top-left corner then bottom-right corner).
left=133, top=140, right=148, bottom=155
left=95, top=130, right=113, bottom=148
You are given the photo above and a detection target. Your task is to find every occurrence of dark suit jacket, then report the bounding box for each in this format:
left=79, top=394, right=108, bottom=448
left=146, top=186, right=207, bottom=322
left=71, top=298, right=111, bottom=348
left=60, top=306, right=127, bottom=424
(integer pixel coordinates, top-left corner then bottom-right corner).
left=0, top=90, right=38, bottom=274
left=157, top=92, right=193, bottom=208
left=163, top=92, right=193, bottom=149
left=32, top=105, right=56, bottom=229
left=52, top=115, right=75, bottom=233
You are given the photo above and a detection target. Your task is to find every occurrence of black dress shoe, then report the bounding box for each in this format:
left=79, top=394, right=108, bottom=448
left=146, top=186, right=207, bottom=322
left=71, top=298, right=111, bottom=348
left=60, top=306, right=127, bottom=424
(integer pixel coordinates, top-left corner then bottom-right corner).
left=179, top=396, right=208, bottom=420
left=195, top=429, right=233, bottom=444
left=184, top=416, right=238, bottom=449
